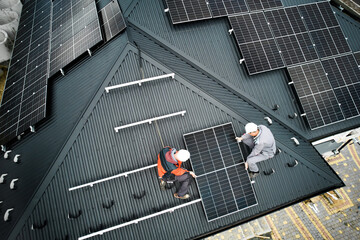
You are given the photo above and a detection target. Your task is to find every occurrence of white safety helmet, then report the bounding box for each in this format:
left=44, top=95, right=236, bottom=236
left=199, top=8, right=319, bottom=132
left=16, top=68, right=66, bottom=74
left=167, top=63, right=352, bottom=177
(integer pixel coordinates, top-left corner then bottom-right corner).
left=245, top=122, right=258, bottom=134
left=176, top=149, right=190, bottom=162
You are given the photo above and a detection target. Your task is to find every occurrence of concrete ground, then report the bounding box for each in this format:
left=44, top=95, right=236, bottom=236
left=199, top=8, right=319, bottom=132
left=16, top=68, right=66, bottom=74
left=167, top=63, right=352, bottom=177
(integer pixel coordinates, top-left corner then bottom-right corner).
left=207, top=139, right=360, bottom=240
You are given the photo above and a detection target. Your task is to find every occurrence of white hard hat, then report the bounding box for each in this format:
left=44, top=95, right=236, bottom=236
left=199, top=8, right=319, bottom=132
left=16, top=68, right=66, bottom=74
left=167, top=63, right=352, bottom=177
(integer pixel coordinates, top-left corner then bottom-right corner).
left=176, top=149, right=190, bottom=162
left=245, top=122, right=258, bottom=134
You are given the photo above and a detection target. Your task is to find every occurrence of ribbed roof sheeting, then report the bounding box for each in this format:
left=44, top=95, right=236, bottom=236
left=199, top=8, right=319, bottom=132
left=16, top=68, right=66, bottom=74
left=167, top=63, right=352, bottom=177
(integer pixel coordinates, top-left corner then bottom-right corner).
left=15, top=48, right=340, bottom=240
left=0, top=34, right=129, bottom=240
left=126, top=26, right=342, bottom=182
left=126, top=0, right=360, bottom=141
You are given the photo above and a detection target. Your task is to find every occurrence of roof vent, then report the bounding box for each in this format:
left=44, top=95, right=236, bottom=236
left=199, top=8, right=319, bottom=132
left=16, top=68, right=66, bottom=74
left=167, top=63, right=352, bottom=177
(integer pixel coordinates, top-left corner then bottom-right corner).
left=4, top=208, right=13, bottom=221
left=31, top=220, right=47, bottom=230
left=10, top=178, right=18, bottom=189
left=263, top=168, right=275, bottom=175
left=272, top=104, right=279, bottom=111
left=4, top=150, right=11, bottom=159
left=288, top=113, right=298, bottom=119
left=287, top=160, right=298, bottom=168
left=68, top=210, right=82, bottom=219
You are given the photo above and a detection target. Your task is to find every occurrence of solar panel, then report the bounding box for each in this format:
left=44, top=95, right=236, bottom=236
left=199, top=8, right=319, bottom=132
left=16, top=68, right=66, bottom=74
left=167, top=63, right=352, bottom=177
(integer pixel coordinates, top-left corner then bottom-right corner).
left=50, top=0, right=103, bottom=76
left=0, top=0, right=51, bottom=145
left=354, top=52, right=360, bottom=65
left=165, top=0, right=212, bottom=24
left=184, top=123, right=257, bottom=222
left=99, top=0, right=126, bottom=42
left=208, top=0, right=248, bottom=17
left=288, top=53, right=360, bottom=129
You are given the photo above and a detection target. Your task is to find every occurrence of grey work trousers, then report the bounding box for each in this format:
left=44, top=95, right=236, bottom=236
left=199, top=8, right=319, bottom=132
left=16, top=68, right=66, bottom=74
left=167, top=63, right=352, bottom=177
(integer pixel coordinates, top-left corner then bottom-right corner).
left=175, top=173, right=193, bottom=197
left=243, top=138, right=272, bottom=172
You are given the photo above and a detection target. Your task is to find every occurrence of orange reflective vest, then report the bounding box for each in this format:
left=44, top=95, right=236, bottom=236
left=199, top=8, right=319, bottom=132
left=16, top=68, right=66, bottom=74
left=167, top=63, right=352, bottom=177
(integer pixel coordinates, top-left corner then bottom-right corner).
left=157, top=147, right=188, bottom=178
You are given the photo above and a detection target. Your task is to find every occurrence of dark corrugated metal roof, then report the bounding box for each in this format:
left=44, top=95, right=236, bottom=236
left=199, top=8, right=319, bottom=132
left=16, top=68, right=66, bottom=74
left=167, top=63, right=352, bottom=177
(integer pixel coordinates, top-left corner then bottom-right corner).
left=2, top=0, right=357, bottom=239
left=126, top=0, right=360, bottom=141
left=12, top=46, right=342, bottom=240
left=0, top=34, right=129, bottom=239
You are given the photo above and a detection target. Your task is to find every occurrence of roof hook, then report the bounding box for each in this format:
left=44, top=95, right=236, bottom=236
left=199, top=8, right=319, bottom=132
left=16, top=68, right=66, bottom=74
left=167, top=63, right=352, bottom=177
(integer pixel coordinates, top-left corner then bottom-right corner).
left=264, top=117, right=272, bottom=125
left=4, top=150, right=11, bottom=159
left=0, top=174, right=8, bottom=184
left=10, top=179, right=19, bottom=190
left=291, top=137, right=300, bottom=146
left=4, top=208, right=14, bottom=221
left=1, top=145, right=6, bottom=152
left=14, top=154, right=21, bottom=163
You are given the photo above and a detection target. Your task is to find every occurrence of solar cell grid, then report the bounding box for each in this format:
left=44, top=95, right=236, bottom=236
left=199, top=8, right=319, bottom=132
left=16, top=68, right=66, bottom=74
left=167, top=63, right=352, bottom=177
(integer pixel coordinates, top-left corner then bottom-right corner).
left=328, top=26, right=351, bottom=55
left=321, top=58, right=346, bottom=88
left=184, top=123, right=257, bottom=221
left=314, top=91, right=344, bottom=124
left=298, top=4, right=326, bottom=31
left=261, top=0, right=282, bottom=9
left=261, top=39, right=284, bottom=69
left=299, top=95, right=325, bottom=129
left=288, top=66, right=312, bottom=98
left=317, top=2, right=338, bottom=28
left=224, top=0, right=248, bottom=15
left=333, top=87, right=359, bottom=118
left=354, top=52, right=360, bottom=65
left=310, top=29, right=338, bottom=58
left=250, top=12, right=273, bottom=40
left=227, top=165, right=257, bottom=208
left=295, top=33, right=318, bottom=62
left=302, top=61, right=331, bottom=93
left=207, top=0, right=227, bottom=17
left=334, top=54, right=360, bottom=85
left=246, top=0, right=263, bottom=11
left=240, top=41, right=270, bottom=74
left=228, top=15, right=258, bottom=44
left=197, top=170, right=238, bottom=221
left=348, top=84, right=360, bottom=113
left=265, top=9, right=293, bottom=37
left=276, top=35, right=305, bottom=66
left=99, top=0, right=126, bottom=42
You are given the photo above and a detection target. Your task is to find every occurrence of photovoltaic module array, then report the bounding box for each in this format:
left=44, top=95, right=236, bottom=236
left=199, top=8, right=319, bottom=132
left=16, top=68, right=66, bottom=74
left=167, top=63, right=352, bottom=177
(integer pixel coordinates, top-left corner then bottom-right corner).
left=99, top=0, right=126, bottom=42
left=288, top=53, right=360, bottom=129
left=165, top=0, right=282, bottom=24
left=0, top=0, right=115, bottom=145
left=183, top=123, right=257, bottom=221
left=228, top=1, right=351, bottom=75
left=0, top=0, right=51, bottom=145
left=50, top=0, right=103, bottom=76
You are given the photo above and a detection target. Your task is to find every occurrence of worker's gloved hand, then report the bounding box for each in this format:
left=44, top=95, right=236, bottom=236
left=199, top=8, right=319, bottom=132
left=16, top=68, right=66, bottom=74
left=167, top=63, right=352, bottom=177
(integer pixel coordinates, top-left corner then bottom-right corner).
left=235, top=137, right=243, bottom=142
left=189, top=171, right=197, bottom=178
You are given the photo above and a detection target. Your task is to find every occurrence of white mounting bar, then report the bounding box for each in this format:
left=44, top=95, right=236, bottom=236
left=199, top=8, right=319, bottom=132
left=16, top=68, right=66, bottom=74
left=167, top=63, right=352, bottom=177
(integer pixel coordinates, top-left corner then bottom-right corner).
left=78, top=199, right=202, bottom=240
left=105, top=73, right=175, bottom=93
left=69, top=164, right=157, bottom=191
left=114, top=110, right=186, bottom=132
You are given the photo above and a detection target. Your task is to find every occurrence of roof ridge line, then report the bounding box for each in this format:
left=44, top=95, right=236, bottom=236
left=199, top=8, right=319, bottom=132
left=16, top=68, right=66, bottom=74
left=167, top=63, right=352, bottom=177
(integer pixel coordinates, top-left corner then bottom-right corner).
left=6, top=44, right=132, bottom=240
left=126, top=19, right=311, bottom=141
left=131, top=44, right=342, bottom=185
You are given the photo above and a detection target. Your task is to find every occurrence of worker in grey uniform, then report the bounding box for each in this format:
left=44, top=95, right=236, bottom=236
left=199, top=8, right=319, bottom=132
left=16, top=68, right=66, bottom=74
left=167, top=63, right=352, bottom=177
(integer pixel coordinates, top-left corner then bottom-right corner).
left=236, top=123, right=276, bottom=178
